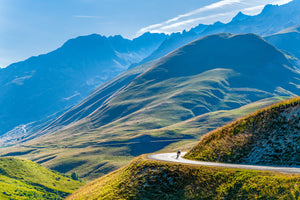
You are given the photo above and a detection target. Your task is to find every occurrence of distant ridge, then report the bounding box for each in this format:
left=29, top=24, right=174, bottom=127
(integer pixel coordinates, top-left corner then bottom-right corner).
left=134, top=0, right=300, bottom=67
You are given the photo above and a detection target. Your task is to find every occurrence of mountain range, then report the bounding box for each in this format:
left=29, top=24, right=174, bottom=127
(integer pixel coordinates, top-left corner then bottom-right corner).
left=2, top=33, right=299, bottom=180
left=0, top=32, right=167, bottom=135
left=134, top=0, right=300, bottom=68
left=2, top=0, right=300, bottom=139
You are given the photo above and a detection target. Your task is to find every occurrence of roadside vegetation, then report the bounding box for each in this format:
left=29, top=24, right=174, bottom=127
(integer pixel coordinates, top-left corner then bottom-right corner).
left=67, top=156, right=300, bottom=200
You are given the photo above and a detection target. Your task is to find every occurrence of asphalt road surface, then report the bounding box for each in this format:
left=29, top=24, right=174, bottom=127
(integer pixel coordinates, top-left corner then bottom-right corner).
left=148, top=152, right=300, bottom=174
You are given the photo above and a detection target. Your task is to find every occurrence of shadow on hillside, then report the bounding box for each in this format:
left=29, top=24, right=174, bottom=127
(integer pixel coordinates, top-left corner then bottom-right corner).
left=2, top=149, right=36, bottom=157
left=95, top=134, right=195, bottom=156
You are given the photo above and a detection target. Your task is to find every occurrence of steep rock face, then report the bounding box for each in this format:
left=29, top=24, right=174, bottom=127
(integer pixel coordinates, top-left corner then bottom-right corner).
left=245, top=104, right=300, bottom=165
left=185, top=98, right=300, bottom=166
left=0, top=33, right=167, bottom=135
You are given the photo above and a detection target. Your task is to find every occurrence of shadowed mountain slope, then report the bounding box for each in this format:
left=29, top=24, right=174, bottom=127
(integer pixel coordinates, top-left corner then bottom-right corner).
left=130, top=30, right=199, bottom=69
left=265, top=25, right=300, bottom=60
left=19, top=60, right=158, bottom=142
left=2, top=33, right=300, bottom=179
left=0, top=33, right=167, bottom=135
left=185, top=97, right=300, bottom=166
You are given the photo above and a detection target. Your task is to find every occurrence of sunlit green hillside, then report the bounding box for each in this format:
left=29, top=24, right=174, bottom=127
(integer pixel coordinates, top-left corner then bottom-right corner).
left=185, top=97, right=300, bottom=166
left=0, top=157, right=83, bottom=199
left=67, top=156, right=300, bottom=200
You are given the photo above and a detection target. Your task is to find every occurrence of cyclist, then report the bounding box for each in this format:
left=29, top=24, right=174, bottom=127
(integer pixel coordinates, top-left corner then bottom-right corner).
left=176, top=150, right=181, bottom=159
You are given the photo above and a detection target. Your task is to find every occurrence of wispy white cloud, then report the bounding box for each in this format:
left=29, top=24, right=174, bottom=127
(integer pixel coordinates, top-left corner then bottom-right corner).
left=165, top=0, right=241, bottom=24
left=0, top=53, right=13, bottom=68
left=159, top=12, right=235, bottom=33
left=137, top=0, right=293, bottom=35
left=241, top=5, right=265, bottom=14
left=74, top=15, right=102, bottom=19
left=273, top=0, right=293, bottom=5
left=242, top=0, right=292, bottom=14
left=138, top=0, right=241, bottom=34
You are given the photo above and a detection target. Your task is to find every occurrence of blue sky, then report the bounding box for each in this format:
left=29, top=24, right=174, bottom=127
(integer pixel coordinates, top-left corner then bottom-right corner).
left=0, top=0, right=293, bottom=68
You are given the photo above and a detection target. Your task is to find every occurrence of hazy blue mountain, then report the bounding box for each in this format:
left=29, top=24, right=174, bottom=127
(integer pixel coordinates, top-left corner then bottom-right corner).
left=265, top=25, right=300, bottom=60
left=130, top=30, right=199, bottom=68
left=197, top=1, right=300, bottom=36
left=230, top=11, right=251, bottom=23
left=8, top=33, right=300, bottom=178
left=0, top=32, right=167, bottom=135
left=135, top=0, right=300, bottom=68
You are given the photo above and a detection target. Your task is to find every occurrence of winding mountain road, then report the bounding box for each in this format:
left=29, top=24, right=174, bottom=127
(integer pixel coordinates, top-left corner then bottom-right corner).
left=148, top=152, right=300, bottom=174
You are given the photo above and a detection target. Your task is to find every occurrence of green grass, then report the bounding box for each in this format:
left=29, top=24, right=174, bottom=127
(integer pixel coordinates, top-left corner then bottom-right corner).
left=67, top=156, right=300, bottom=200
left=0, top=157, right=84, bottom=199
left=0, top=96, right=283, bottom=181
left=185, top=97, right=300, bottom=165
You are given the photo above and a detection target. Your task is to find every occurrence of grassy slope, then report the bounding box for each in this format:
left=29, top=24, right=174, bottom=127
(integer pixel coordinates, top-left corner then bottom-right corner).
left=67, top=156, right=300, bottom=200
left=1, top=98, right=283, bottom=181
left=0, top=157, right=83, bottom=199
left=184, top=97, right=300, bottom=165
